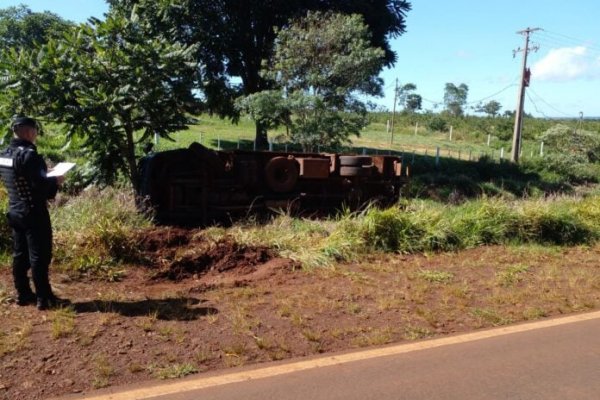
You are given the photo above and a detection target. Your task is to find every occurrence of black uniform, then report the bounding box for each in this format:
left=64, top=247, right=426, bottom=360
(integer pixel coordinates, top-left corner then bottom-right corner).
left=0, top=138, right=58, bottom=302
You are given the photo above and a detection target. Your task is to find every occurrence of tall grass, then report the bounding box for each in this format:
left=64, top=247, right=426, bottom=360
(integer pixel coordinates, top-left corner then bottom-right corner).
left=4, top=185, right=597, bottom=274
left=224, top=194, right=600, bottom=267
left=50, top=187, right=151, bottom=280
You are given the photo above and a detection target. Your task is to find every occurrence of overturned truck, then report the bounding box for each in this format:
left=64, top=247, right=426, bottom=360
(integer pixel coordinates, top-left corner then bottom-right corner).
left=138, top=143, right=409, bottom=225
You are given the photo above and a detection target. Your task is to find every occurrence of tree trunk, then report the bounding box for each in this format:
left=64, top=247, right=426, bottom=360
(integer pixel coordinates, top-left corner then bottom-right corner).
left=254, top=120, right=269, bottom=150
left=123, top=126, right=140, bottom=191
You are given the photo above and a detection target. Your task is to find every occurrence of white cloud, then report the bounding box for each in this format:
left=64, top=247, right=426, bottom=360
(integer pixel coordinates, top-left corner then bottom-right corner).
left=532, top=46, right=600, bottom=82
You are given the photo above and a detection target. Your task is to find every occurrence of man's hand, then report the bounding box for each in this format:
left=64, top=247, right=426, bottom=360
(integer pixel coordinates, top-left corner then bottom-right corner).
left=55, top=175, right=65, bottom=186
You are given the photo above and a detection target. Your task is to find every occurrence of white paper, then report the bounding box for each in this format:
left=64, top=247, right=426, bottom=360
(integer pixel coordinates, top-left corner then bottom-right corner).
left=47, top=162, right=76, bottom=177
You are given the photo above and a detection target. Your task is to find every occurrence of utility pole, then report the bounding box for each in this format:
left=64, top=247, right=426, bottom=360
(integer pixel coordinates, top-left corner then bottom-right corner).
left=390, top=78, right=398, bottom=145
left=511, top=27, right=540, bottom=163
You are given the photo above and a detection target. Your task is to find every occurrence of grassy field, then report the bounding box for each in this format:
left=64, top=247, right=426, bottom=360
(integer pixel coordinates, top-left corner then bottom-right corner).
left=149, top=113, right=599, bottom=162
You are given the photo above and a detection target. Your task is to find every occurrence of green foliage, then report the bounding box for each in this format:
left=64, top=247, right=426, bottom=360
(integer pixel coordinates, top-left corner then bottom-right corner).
left=517, top=199, right=596, bottom=245
left=51, top=187, right=151, bottom=280
left=109, top=0, right=411, bottom=147
left=540, top=124, right=600, bottom=162
left=0, top=187, right=11, bottom=254
left=476, top=100, right=502, bottom=117
left=240, top=12, right=386, bottom=151
left=0, top=11, right=199, bottom=188
left=359, top=207, right=423, bottom=252
left=426, top=115, right=449, bottom=132
left=443, top=83, right=469, bottom=116
left=235, top=91, right=290, bottom=131
left=405, top=93, right=422, bottom=112
left=0, top=5, right=74, bottom=52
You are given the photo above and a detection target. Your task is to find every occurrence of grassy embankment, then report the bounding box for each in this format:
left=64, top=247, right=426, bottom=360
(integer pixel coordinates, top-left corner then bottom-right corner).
left=1, top=114, right=600, bottom=276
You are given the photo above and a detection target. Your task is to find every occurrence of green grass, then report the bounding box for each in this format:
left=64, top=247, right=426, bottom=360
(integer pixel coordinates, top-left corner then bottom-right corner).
left=50, top=186, right=151, bottom=280
left=215, top=194, right=600, bottom=268
left=151, top=363, right=198, bottom=380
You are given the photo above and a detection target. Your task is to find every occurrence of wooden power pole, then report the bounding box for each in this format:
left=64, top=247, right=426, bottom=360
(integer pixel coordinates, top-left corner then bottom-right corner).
left=511, top=27, right=540, bottom=163
left=390, top=78, right=398, bottom=145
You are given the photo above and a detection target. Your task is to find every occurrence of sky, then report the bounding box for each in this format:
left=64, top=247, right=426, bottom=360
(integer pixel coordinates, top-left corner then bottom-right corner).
left=2, top=0, right=599, bottom=118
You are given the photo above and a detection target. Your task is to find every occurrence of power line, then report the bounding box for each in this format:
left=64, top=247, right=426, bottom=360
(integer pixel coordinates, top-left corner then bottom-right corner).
left=419, top=80, right=519, bottom=108
left=533, top=37, right=600, bottom=61
left=540, top=29, right=600, bottom=53
left=465, top=82, right=519, bottom=105
left=525, top=91, right=551, bottom=119
left=527, top=87, right=576, bottom=118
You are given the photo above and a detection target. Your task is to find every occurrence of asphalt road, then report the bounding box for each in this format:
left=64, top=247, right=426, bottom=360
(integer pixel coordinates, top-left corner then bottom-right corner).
left=65, top=311, right=600, bottom=400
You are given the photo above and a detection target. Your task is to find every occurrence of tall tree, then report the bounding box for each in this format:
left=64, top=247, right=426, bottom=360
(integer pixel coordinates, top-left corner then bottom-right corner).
left=0, top=12, right=199, bottom=188
left=396, top=83, right=416, bottom=109
left=238, top=12, right=385, bottom=152
left=405, top=93, right=422, bottom=112
left=107, top=0, right=411, bottom=148
left=476, top=100, right=502, bottom=117
left=0, top=5, right=73, bottom=51
left=396, top=83, right=421, bottom=112
left=443, top=83, right=469, bottom=116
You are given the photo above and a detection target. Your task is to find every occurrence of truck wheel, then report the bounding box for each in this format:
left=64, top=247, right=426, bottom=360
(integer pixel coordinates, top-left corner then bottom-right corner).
left=339, top=166, right=373, bottom=177
left=339, top=156, right=372, bottom=167
left=265, top=157, right=299, bottom=193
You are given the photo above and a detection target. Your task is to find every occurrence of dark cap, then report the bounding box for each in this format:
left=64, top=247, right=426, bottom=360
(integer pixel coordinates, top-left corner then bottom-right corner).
left=11, top=116, right=38, bottom=130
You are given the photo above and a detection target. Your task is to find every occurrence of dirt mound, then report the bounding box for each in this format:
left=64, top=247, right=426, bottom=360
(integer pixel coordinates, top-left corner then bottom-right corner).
left=136, top=227, right=196, bottom=252
left=134, top=227, right=278, bottom=282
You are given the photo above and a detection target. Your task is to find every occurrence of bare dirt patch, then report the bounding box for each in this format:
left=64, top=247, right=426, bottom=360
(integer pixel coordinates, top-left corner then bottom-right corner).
left=0, top=228, right=598, bottom=400
left=133, top=227, right=285, bottom=282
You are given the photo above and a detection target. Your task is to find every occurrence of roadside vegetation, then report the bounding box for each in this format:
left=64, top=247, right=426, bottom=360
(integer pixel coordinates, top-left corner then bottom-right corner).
left=1, top=113, right=600, bottom=277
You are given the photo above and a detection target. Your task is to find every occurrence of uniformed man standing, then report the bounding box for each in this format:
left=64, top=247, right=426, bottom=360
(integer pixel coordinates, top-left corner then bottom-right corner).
left=0, top=116, right=67, bottom=310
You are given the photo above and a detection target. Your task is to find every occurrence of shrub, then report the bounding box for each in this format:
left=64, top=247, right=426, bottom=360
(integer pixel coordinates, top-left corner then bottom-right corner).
left=427, top=116, right=448, bottom=132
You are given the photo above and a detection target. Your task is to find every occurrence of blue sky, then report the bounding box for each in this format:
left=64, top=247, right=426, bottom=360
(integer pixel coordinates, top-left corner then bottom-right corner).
left=2, top=0, right=599, bottom=117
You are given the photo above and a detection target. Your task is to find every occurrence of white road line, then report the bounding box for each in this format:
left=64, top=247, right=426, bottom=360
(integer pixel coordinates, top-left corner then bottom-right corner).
left=61, top=311, right=600, bottom=400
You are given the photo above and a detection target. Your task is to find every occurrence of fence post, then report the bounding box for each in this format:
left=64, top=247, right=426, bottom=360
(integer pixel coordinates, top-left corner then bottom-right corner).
left=411, top=151, right=415, bottom=164
left=154, top=132, right=159, bottom=145
left=468, top=150, right=472, bottom=161
left=449, top=126, right=453, bottom=141
left=253, top=140, right=256, bottom=151
left=435, top=147, right=440, bottom=167
left=237, top=137, right=240, bottom=149
left=317, top=145, right=321, bottom=153
left=285, top=143, right=288, bottom=152
left=487, top=134, right=491, bottom=146
left=362, top=148, right=367, bottom=155
left=386, top=120, right=390, bottom=134
left=269, top=140, right=273, bottom=151
left=414, top=122, right=419, bottom=136
left=540, top=141, right=544, bottom=156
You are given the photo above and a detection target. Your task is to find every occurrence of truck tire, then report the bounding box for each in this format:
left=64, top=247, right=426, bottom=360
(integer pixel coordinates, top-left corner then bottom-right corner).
left=339, top=165, right=373, bottom=177
left=339, top=156, right=372, bottom=167
left=265, top=157, right=299, bottom=193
